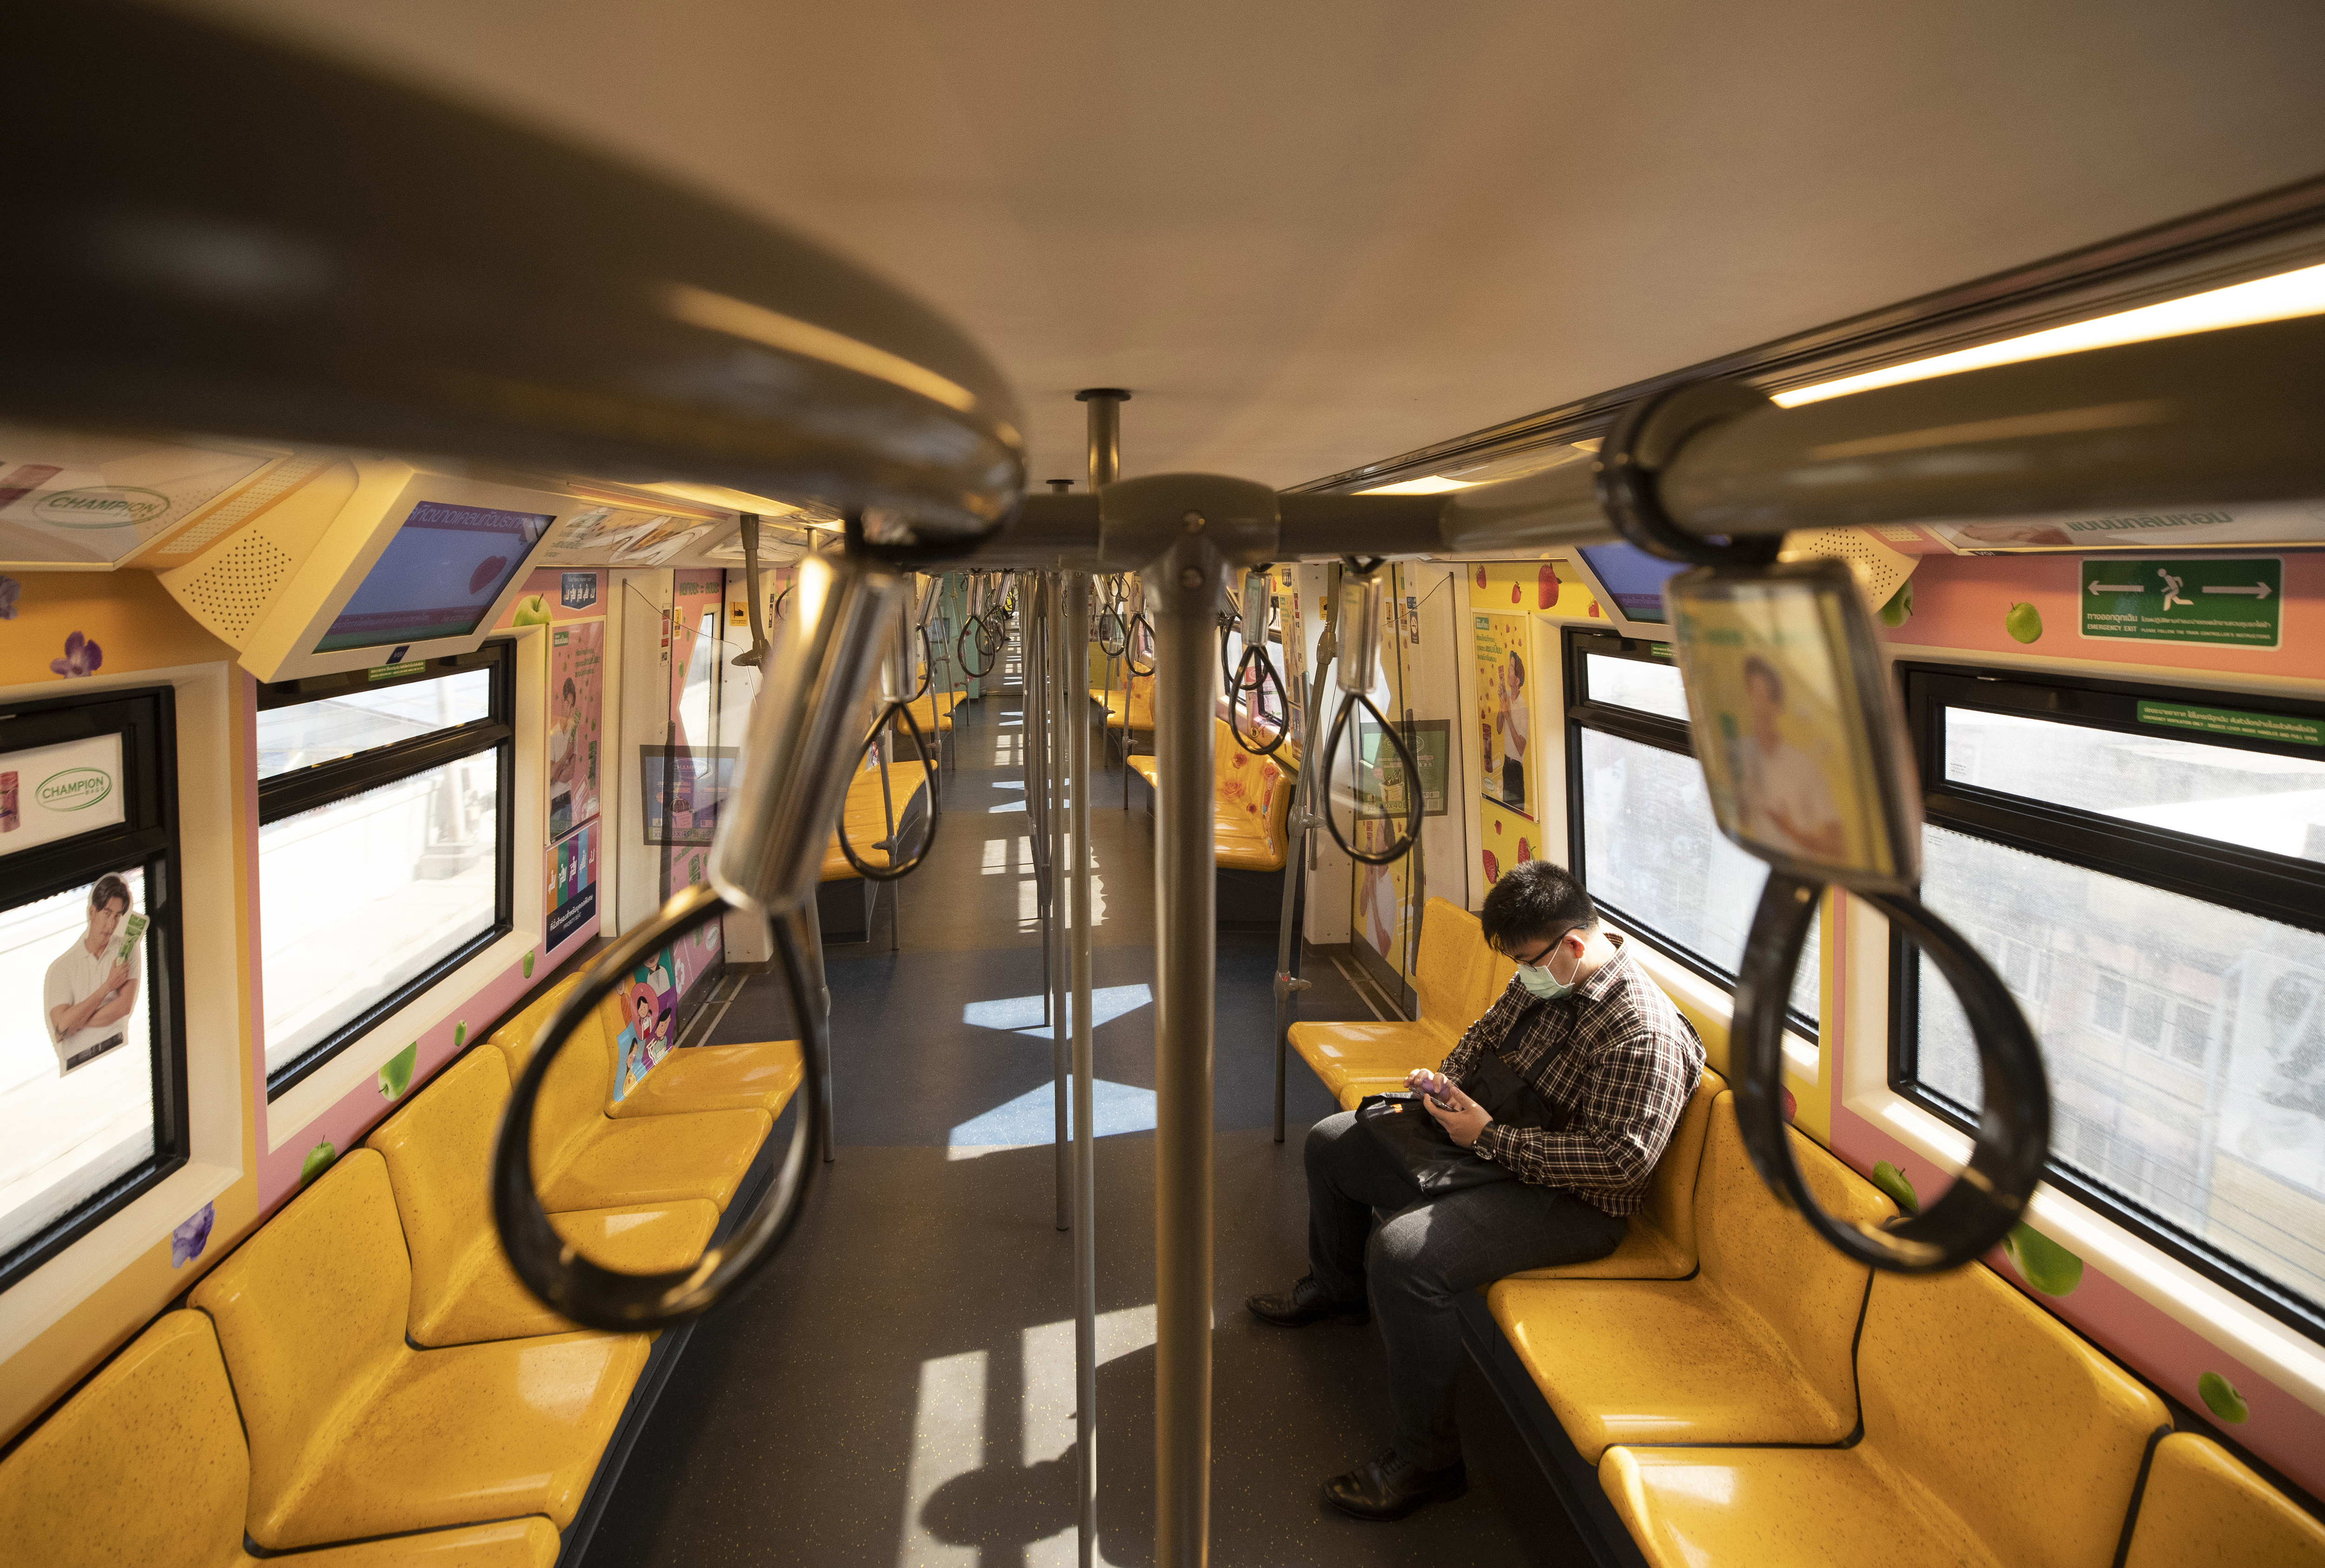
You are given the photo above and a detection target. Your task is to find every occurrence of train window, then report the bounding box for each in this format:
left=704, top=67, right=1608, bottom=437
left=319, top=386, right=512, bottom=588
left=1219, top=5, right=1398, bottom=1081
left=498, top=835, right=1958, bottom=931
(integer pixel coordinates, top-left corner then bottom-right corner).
left=1564, top=629, right=1820, bottom=1028
left=255, top=645, right=514, bottom=1097
left=0, top=688, right=188, bottom=1290
left=1895, top=665, right=2325, bottom=1332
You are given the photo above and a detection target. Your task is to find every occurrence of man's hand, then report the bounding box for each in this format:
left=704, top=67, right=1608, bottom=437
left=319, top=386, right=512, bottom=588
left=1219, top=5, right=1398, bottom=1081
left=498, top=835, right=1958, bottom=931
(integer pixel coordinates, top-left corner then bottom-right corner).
left=1423, top=1079, right=1493, bottom=1149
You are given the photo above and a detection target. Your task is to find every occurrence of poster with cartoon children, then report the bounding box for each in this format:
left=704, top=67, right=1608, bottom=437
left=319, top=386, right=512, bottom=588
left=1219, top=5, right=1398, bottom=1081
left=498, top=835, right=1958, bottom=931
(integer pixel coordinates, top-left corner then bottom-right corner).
left=612, top=948, right=680, bottom=1100
left=548, top=622, right=603, bottom=839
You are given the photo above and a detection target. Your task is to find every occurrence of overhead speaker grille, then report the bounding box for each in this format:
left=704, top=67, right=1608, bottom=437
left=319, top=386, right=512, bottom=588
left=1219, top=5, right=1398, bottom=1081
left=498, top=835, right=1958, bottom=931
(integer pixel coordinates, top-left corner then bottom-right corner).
left=1781, top=525, right=1915, bottom=610
left=149, top=454, right=336, bottom=565
left=179, top=530, right=295, bottom=640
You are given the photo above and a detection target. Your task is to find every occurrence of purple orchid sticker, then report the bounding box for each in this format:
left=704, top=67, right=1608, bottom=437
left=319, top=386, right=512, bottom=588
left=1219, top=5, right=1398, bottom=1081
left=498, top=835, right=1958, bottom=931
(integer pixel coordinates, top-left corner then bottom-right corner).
left=52, top=630, right=102, bottom=678
left=0, top=575, right=20, bottom=620
left=171, top=1202, right=216, bottom=1268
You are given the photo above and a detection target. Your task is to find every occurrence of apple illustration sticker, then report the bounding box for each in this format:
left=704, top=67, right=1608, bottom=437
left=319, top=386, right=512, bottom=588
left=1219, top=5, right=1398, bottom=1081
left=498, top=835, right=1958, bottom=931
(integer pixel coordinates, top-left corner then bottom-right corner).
left=469, top=556, right=510, bottom=595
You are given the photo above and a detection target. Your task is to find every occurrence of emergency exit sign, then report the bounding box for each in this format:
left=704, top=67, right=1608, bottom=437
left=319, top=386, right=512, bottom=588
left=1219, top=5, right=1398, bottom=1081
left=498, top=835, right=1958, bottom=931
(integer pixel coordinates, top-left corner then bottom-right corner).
left=2079, top=557, right=2281, bottom=649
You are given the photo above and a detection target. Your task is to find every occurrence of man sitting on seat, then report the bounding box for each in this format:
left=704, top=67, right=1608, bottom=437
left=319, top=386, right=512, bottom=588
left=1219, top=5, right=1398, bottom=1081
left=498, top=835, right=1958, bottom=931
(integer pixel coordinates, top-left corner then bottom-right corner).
left=1247, top=859, right=1703, bottom=1522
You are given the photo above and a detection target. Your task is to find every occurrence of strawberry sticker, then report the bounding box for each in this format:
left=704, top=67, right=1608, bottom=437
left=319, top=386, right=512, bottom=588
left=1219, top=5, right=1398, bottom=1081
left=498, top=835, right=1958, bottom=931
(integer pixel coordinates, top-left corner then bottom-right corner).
left=1538, top=563, right=1559, bottom=608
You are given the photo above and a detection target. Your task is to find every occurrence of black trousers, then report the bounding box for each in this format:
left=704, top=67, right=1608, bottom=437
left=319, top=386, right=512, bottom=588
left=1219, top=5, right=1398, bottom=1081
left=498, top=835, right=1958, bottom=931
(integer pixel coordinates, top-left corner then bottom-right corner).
left=1305, top=1110, right=1624, bottom=1469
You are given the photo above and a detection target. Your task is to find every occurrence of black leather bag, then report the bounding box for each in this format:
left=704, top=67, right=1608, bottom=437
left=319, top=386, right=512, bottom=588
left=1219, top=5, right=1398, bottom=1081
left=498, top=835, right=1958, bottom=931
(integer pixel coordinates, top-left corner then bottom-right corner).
left=1355, top=1010, right=1565, bottom=1195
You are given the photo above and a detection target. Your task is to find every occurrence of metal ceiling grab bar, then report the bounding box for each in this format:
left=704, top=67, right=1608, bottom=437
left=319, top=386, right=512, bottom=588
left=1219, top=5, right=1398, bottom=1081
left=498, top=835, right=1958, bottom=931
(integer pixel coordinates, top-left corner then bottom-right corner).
left=1613, top=381, right=2050, bottom=1272
left=492, top=554, right=910, bottom=1330
left=1318, top=568, right=1422, bottom=867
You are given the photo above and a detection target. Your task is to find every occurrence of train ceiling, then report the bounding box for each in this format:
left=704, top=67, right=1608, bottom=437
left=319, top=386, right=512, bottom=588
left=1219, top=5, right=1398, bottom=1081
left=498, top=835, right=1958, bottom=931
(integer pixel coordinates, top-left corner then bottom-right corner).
left=183, top=0, right=2325, bottom=493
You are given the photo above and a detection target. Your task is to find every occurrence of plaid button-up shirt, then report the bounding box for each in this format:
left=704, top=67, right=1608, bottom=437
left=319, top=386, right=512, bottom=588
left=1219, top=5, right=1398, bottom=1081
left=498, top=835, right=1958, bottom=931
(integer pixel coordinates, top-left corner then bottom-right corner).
left=1439, top=935, right=1704, bottom=1217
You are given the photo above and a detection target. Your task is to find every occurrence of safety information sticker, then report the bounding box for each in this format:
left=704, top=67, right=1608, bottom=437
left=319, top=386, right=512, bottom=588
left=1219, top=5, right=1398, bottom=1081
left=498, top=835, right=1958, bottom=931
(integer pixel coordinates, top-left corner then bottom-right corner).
left=2137, top=701, right=2323, bottom=748
left=2079, top=557, right=2281, bottom=649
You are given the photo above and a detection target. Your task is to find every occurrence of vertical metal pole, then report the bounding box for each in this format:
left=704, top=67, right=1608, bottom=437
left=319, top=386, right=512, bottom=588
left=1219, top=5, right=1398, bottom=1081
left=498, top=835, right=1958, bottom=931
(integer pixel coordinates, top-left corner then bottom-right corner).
left=1051, top=575, right=1071, bottom=1233
left=1031, top=581, right=1053, bottom=1029
left=1150, top=533, right=1217, bottom=1568
left=791, top=905, right=836, bottom=1164
left=1067, top=570, right=1098, bottom=1566
left=1270, top=567, right=1338, bottom=1143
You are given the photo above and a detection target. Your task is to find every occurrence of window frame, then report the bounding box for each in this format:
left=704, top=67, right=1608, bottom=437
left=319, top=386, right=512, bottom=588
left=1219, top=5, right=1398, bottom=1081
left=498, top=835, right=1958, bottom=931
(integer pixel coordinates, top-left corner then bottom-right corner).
left=1561, top=626, right=1819, bottom=1038
left=0, top=685, right=189, bottom=1294
left=1889, top=659, right=2325, bottom=1339
left=255, top=642, right=516, bottom=1099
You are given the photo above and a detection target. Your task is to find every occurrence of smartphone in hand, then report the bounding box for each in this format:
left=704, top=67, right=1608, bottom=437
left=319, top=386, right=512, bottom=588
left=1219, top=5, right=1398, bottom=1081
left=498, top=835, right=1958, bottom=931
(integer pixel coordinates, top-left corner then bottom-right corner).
left=1408, top=1070, right=1455, bottom=1109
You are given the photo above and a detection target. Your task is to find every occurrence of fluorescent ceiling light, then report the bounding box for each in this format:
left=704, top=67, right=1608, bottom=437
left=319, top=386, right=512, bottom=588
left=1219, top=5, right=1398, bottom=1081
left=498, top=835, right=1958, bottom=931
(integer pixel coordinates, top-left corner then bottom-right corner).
left=1354, top=474, right=1477, bottom=495
left=1775, top=261, right=2325, bottom=408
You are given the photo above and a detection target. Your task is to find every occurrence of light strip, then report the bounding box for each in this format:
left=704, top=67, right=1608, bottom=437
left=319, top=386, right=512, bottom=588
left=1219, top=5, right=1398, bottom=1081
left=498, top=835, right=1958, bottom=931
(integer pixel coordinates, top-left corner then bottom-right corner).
left=659, top=280, right=979, bottom=414
left=1353, top=474, right=1477, bottom=495
left=1774, top=260, right=2325, bottom=408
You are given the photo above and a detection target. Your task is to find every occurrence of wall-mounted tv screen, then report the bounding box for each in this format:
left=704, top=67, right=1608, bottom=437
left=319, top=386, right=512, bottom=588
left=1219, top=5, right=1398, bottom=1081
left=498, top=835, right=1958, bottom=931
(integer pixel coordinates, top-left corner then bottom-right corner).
left=1576, top=542, right=1688, bottom=626
left=314, top=501, right=550, bottom=652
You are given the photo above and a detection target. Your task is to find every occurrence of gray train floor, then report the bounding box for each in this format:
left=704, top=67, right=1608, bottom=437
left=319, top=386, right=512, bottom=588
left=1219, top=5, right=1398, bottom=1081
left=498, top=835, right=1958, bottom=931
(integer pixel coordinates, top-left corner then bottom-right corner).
left=585, top=688, right=1578, bottom=1566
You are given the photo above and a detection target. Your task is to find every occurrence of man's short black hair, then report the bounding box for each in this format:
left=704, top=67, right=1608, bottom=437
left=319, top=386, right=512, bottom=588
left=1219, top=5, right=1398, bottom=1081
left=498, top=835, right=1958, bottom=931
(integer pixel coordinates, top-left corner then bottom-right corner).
left=1480, top=859, right=1595, bottom=953
left=90, top=874, right=131, bottom=914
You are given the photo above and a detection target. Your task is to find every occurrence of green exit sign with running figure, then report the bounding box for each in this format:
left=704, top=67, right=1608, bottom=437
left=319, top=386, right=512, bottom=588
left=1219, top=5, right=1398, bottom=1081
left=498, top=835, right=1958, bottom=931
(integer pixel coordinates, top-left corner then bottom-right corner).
left=2079, top=557, right=2282, bottom=649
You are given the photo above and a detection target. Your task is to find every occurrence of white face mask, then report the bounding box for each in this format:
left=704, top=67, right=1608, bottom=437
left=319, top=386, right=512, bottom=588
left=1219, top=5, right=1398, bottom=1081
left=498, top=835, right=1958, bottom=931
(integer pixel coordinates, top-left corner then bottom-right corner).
left=1515, top=942, right=1577, bottom=1000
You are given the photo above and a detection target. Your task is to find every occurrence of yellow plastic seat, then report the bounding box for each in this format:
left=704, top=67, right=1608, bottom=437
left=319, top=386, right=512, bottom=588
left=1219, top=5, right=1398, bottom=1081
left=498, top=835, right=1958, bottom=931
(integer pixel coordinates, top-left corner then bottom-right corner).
left=901, top=691, right=957, bottom=733
left=552, top=982, right=806, bottom=1120
left=0, top=1310, right=561, bottom=1568
left=1099, top=675, right=1154, bottom=732
left=1292, top=897, right=1482, bottom=1097
left=485, top=972, right=587, bottom=1063
left=1601, top=1259, right=2170, bottom=1568
left=610, top=1033, right=804, bottom=1119
left=489, top=979, right=771, bottom=1211
left=367, top=1047, right=720, bottom=1345
left=822, top=759, right=931, bottom=880
left=1506, top=1067, right=1727, bottom=1281
left=189, top=1151, right=648, bottom=1549
left=2122, top=1432, right=2325, bottom=1568
left=1487, top=1095, right=1893, bottom=1460
left=1127, top=720, right=1296, bottom=871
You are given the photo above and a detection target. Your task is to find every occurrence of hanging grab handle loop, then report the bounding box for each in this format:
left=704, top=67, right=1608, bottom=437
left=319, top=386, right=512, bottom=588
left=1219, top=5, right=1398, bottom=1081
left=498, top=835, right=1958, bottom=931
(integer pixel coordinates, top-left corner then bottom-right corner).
left=1097, top=578, right=1129, bottom=656
left=1124, top=611, right=1156, bottom=676
left=1318, top=569, right=1419, bottom=866
left=836, top=700, right=938, bottom=881
left=1319, top=690, right=1422, bottom=866
left=1731, top=873, right=2051, bottom=1271
left=1230, top=642, right=1290, bottom=757
left=957, top=610, right=996, bottom=679
left=492, top=886, right=824, bottom=1330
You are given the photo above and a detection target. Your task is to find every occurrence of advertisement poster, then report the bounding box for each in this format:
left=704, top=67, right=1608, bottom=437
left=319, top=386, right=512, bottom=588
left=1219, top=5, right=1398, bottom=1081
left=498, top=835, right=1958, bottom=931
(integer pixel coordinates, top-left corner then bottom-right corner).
left=533, top=506, right=726, bottom=567
left=1474, top=613, right=1533, bottom=819
left=1668, top=580, right=1893, bottom=879
left=0, top=733, right=126, bottom=858
left=610, top=943, right=681, bottom=1101
left=2214, top=952, right=2325, bottom=1205
left=546, top=823, right=598, bottom=951
left=639, top=747, right=737, bottom=846
left=1922, top=501, right=2325, bottom=554
left=0, top=432, right=269, bottom=566
left=548, top=622, right=604, bottom=840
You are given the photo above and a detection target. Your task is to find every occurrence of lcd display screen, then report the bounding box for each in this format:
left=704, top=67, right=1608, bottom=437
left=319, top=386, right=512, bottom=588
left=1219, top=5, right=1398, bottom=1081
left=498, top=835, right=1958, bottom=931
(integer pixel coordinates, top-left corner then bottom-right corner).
left=1577, top=542, right=1687, bottom=625
left=315, top=501, right=550, bottom=652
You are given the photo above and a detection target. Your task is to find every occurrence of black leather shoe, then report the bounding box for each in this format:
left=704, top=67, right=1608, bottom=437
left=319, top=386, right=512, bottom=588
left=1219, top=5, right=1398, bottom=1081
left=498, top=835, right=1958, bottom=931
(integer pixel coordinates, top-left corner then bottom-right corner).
left=1244, top=1276, right=1368, bottom=1328
left=1322, top=1450, right=1468, bottom=1521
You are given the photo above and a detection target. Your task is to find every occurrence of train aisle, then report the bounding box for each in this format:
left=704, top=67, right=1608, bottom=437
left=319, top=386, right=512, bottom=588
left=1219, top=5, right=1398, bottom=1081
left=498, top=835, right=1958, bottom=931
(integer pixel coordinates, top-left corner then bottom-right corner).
left=585, top=682, right=1577, bottom=1566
